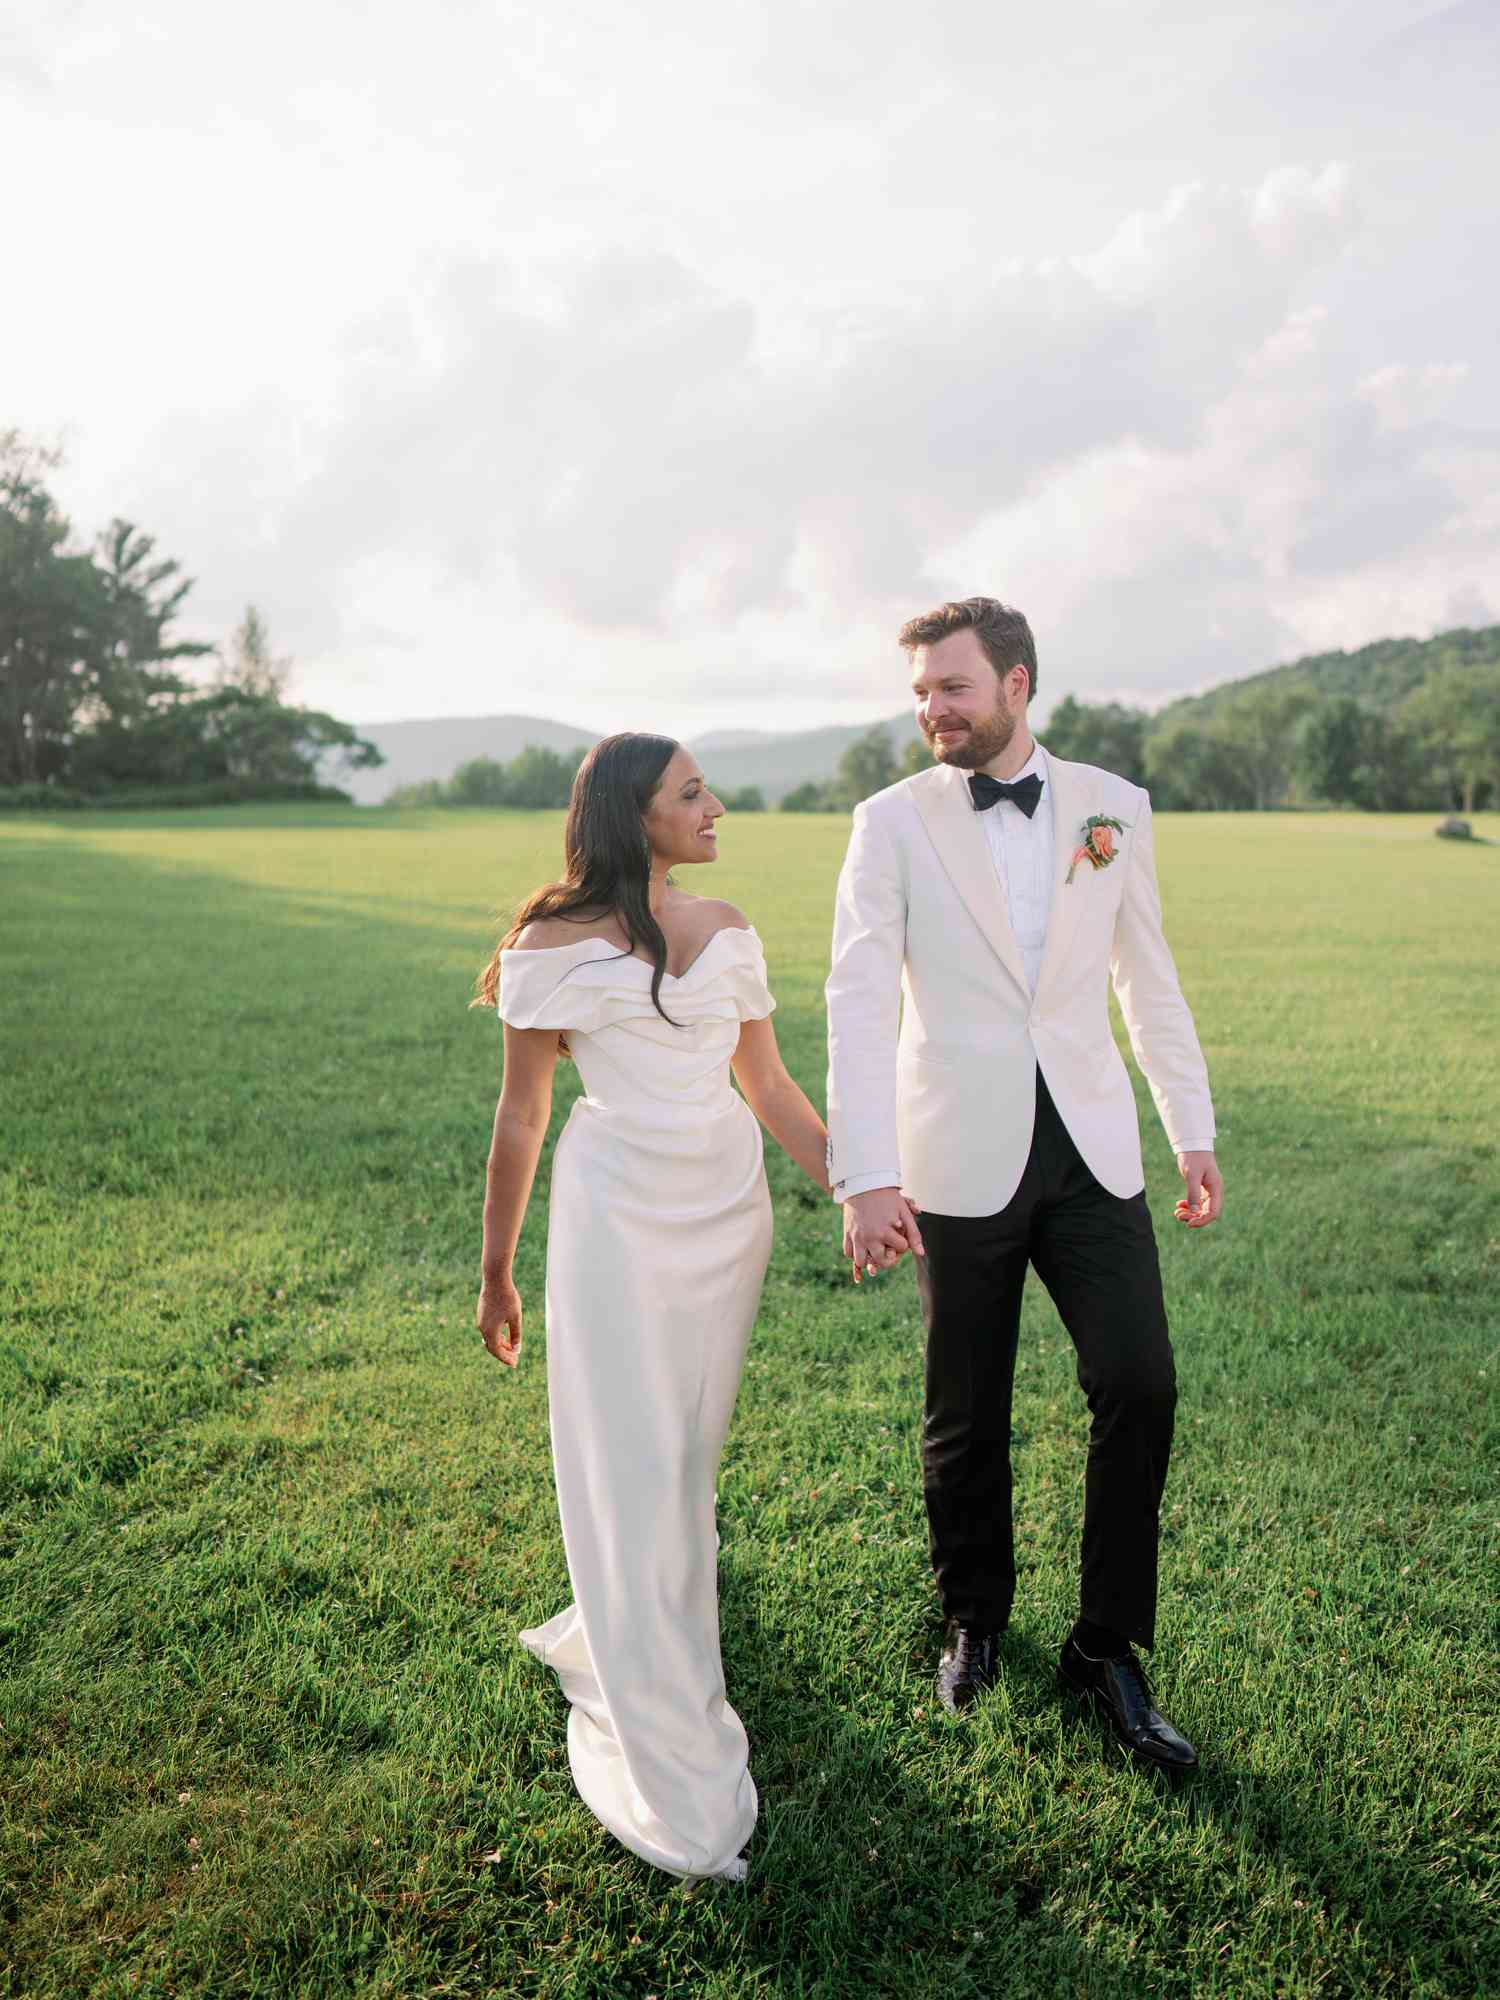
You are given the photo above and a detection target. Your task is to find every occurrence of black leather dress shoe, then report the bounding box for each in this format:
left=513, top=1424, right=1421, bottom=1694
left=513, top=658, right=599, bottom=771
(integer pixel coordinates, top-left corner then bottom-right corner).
left=1057, top=1637, right=1198, bottom=1770
left=937, top=1620, right=1000, bottom=1713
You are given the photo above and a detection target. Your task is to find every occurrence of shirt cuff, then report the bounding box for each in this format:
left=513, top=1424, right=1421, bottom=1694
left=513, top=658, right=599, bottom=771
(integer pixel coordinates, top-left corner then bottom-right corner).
left=1172, top=1138, right=1216, bottom=1155
left=832, top=1171, right=904, bottom=1202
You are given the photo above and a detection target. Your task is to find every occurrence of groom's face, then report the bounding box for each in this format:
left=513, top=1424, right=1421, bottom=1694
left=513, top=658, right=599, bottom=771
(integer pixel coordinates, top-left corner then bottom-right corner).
left=910, top=630, right=1027, bottom=770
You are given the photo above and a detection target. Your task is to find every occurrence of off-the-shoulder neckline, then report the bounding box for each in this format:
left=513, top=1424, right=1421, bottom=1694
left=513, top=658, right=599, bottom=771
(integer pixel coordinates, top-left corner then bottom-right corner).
left=501, top=922, right=760, bottom=984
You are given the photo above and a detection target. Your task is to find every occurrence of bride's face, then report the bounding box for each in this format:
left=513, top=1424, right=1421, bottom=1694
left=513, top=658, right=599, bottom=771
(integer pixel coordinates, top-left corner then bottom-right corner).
left=642, top=747, right=725, bottom=868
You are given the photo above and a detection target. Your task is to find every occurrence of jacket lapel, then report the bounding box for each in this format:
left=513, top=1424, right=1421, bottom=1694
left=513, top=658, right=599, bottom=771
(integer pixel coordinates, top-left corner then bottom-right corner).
left=911, top=764, right=1031, bottom=998
left=1035, top=752, right=1087, bottom=997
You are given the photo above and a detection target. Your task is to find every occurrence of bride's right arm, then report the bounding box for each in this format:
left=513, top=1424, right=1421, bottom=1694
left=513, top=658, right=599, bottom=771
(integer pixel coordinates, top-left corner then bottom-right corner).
left=476, top=1022, right=560, bottom=1366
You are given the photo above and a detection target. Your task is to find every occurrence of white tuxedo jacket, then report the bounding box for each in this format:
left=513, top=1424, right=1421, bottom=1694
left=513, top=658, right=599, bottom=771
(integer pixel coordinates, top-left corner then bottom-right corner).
left=824, top=752, right=1214, bottom=1218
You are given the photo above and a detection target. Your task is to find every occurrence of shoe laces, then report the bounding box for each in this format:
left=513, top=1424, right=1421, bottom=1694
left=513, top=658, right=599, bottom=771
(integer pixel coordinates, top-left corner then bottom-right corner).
left=953, top=1625, right=991, bottom=1664
left=1111, top=1650, right=1153, bottom=1706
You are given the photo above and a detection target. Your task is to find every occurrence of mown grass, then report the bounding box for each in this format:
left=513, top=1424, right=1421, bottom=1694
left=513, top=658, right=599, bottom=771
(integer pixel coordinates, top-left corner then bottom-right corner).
left=1, top=804, right=1497, bottom=2000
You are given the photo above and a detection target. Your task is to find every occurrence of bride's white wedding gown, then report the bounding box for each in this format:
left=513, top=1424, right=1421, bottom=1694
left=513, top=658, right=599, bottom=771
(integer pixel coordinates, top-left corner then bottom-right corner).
left=497, top=924, right=775, bottom=1882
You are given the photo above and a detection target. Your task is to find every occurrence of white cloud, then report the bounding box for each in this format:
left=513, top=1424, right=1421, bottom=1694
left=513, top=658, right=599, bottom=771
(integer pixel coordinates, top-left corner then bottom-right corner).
left=108, top=163, right=1367, bottom=702
left=5, top=1, right=1495, bottom=730
left=934, top=246, right=1500, bottom=699
left=1357, top=363, right=1471, bottom=432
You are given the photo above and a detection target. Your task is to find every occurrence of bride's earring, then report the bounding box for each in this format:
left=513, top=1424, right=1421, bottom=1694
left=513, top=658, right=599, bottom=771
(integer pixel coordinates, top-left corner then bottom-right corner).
left=642, top=827, right=672, bottom=887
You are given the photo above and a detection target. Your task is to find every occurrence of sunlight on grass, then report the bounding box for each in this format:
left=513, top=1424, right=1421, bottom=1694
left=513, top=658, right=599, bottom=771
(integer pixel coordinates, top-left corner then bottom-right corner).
left=2, top=806, right=1497, bottom=1998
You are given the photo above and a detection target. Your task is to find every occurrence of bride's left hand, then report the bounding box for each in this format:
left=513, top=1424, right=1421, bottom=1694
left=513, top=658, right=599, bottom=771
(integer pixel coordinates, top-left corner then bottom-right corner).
left=477, top=1276, right=524, bottom=1365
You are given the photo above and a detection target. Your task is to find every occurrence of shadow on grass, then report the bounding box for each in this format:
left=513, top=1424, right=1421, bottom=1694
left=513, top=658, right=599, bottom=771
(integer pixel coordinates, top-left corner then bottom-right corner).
left=504, top=1582, right=1132, bottom=1998
left=660, top=1599, right=1493, bottom=1996
left=726, top=1615, right=1132, bottom=1996
left=993, top=1624, right=1489, bottom=1984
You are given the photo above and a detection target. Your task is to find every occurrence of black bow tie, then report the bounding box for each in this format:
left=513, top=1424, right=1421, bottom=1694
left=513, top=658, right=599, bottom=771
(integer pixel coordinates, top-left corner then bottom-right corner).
left=968, top=770, right=1043, bottom=818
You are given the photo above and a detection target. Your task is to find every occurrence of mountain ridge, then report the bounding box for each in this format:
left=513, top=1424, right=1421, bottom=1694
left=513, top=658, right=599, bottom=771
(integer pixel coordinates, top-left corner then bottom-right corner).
left=338, top=624, right=1500, bottom=804
left=1157, top=624, right=1499, bottom=722
left=339, top=708, right=925, bottom=805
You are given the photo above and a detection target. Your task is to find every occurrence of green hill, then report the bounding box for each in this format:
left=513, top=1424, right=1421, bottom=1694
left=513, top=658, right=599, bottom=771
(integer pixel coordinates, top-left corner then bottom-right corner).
left=341, top=627, right=1498, bottom=812
left=1158, top=624, right=1500, bottom=723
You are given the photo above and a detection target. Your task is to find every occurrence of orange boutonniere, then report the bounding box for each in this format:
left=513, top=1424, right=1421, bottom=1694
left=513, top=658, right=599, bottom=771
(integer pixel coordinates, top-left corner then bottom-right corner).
left=1066, top=814, right=1129, bottom=885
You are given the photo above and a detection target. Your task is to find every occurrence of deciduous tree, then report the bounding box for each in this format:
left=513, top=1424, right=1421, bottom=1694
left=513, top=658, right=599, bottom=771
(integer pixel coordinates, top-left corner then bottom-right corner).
left=1040, top=696, right=1150, bottom=783
left=832, top=723, right=898, bottom=808
left=1400, top=663, right=1500, bottom=813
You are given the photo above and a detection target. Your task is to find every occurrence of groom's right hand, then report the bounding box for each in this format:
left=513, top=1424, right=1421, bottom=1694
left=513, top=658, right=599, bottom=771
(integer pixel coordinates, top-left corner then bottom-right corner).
left=843, top=1188, right=925, bottom=1283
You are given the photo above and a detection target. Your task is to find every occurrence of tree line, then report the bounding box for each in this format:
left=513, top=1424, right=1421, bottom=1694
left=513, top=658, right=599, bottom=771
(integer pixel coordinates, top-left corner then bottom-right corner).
left=9, top=425, right=1491, bottom=816
left=1047, top=634, right=1498, bottom=813
left=784, top=634, right=1500, bottom=814
left=390, top=732, right=914, bottom=814
left=0, top=433, right=381, bottom=807
left=389, top=646, right=1499, bottom=821
left=390, top=751, right=768, bottom=813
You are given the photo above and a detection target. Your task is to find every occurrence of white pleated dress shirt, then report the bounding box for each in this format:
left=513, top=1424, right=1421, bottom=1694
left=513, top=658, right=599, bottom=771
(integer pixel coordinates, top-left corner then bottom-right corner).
left=979, top=740, right=1053, bottom=996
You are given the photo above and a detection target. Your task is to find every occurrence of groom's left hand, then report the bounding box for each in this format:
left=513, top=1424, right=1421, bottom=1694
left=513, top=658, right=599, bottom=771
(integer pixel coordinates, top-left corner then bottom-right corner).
left=1174, top=1151, right=1223, bottom=1227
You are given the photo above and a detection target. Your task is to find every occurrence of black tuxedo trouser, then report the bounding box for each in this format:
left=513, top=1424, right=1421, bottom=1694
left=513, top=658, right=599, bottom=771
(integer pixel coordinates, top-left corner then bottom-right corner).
left=912, top=1073, right=1176, bottom=1649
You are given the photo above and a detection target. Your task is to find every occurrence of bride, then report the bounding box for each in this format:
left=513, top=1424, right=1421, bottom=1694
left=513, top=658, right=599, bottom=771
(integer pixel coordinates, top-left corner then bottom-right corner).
left=472, top=732, right=887, bottom=1881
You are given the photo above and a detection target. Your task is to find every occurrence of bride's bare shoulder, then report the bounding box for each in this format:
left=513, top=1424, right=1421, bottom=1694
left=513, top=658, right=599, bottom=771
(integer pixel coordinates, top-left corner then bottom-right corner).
left=682, top=896, right=752, bottom=933
left=511, top=911, right=623, bottom=952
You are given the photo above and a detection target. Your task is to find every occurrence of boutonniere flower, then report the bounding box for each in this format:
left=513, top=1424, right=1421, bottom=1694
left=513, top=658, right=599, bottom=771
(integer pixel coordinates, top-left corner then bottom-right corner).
left=1066, top=814, right=1129, bottom=885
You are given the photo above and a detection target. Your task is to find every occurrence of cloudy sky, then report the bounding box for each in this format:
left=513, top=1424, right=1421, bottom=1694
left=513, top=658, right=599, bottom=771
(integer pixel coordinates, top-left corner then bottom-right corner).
left=6, top=0, right=1497, bottom=737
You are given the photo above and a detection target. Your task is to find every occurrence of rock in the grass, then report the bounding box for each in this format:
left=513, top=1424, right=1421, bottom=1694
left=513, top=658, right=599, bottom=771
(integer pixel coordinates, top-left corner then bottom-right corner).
left=1435, top=815, right=1473, bottom=840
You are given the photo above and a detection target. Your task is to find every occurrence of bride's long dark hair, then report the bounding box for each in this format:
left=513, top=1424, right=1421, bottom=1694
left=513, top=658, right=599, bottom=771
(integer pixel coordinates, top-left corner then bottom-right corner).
left=471, top=732, right=686, bottom=1046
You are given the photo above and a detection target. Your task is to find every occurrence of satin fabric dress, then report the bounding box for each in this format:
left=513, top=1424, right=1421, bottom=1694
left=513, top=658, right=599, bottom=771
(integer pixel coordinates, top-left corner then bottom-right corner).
left=497, top=924, right=775, bottom=1882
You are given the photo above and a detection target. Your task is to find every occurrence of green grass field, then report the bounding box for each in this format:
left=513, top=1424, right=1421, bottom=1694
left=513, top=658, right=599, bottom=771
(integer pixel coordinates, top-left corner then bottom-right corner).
left=2, top=804, right=1497, bottom=1999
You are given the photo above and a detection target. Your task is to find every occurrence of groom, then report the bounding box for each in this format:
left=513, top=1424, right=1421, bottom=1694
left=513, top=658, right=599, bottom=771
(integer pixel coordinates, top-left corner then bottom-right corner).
left=824, top=597, right=1221, bottom=1768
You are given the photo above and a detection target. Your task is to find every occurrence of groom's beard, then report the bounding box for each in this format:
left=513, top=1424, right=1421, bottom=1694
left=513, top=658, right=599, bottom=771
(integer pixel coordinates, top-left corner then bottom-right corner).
left=925, top=704, right=1020, bottom=770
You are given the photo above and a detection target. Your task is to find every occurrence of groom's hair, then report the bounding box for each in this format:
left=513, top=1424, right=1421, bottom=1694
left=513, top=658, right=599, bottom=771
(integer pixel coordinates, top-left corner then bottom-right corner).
left=898, top=598, right=1037, bottom=702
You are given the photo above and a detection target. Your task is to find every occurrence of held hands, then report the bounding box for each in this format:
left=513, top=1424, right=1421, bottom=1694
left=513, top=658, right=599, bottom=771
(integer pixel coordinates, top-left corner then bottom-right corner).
left=477, top=1274, right=524, bottom=1366
left=843, top=1187, right=925, bottom=1284
left=1174, top=1151, right=1224, bottom=1228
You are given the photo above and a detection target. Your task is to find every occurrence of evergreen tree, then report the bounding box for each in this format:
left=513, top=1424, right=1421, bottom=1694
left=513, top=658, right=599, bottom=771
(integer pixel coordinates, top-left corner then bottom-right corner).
left=0, top=434, right=111, bottom=784
left=217, top=605, right=293, bottom=700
